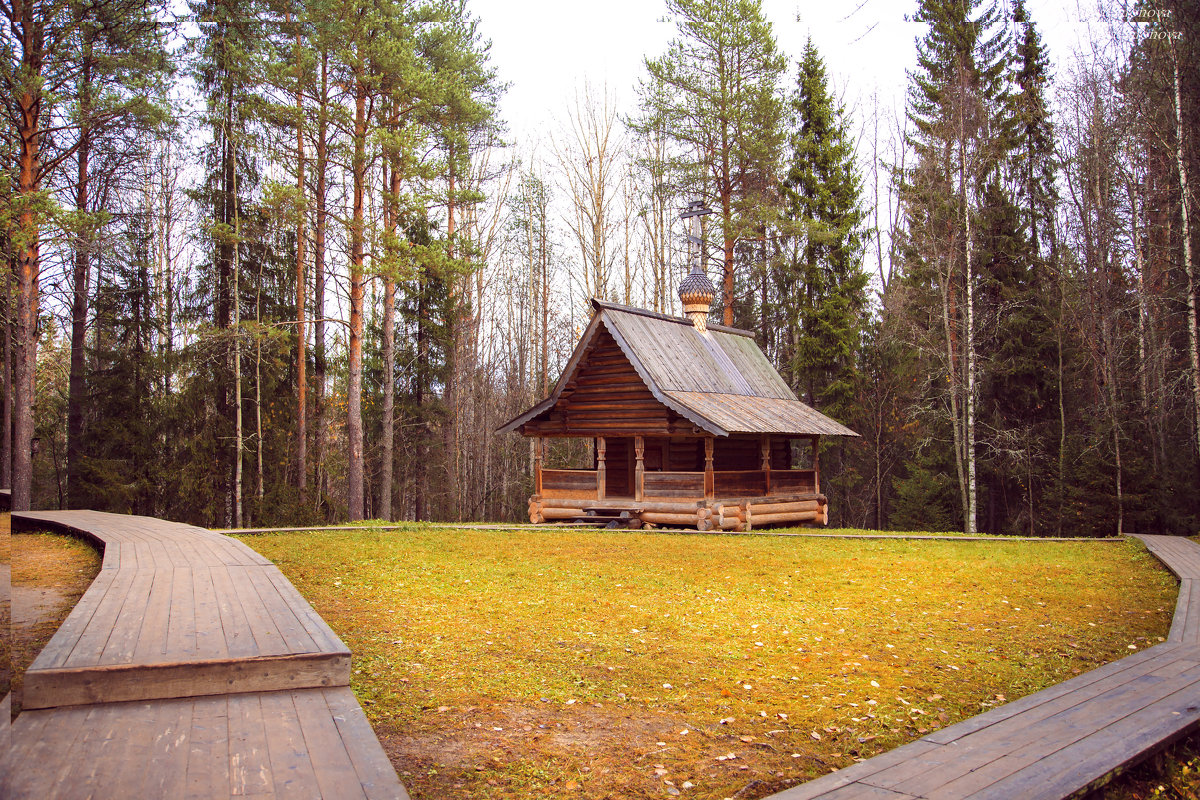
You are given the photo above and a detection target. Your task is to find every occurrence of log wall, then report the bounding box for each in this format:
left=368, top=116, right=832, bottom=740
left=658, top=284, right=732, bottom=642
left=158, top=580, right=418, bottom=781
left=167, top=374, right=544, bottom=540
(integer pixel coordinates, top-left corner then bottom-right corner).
left=521, top=330, right=680, bottom=437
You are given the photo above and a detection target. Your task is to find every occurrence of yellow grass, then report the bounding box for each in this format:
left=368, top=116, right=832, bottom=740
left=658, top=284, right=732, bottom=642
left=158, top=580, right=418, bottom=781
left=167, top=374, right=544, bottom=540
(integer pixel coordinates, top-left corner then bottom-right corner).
left=238, top=528, right=1177, bottom=800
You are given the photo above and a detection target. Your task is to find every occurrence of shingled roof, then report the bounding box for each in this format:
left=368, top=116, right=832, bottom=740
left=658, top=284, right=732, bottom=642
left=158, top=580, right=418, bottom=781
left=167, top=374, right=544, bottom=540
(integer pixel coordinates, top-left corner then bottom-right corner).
left=498, top=299, right=858, bottom=438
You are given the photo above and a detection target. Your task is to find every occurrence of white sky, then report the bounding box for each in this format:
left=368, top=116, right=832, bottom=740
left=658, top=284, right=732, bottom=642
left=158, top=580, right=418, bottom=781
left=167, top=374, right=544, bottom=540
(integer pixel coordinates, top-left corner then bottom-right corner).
left=469, top=0, right=1109, bottom=149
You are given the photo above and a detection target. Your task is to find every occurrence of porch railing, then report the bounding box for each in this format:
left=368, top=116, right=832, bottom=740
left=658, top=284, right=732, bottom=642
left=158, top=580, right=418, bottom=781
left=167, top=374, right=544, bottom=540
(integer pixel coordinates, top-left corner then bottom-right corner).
left=539, top=468, right=817, bottom=500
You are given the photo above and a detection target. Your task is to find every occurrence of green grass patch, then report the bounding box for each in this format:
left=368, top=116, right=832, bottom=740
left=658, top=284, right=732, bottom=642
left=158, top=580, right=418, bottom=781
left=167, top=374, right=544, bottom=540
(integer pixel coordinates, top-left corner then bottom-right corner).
left=237, top=528, right=1177, bottom=800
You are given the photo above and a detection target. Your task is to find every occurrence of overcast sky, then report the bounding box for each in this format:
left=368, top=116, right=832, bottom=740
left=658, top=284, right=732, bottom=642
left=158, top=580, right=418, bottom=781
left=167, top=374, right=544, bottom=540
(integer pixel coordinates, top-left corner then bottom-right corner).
left=468, top=0, right=1110, bottom=149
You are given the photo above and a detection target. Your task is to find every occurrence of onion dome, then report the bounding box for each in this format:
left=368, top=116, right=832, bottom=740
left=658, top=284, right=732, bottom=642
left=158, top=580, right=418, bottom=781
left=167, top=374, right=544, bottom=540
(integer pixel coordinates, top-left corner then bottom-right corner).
left=678, top=264, right=716, bottom=332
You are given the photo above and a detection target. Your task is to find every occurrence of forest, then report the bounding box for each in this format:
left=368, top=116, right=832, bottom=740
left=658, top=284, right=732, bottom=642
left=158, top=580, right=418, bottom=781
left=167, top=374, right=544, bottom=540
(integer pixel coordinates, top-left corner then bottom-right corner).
left=2, top=0, right=1197, bottom=536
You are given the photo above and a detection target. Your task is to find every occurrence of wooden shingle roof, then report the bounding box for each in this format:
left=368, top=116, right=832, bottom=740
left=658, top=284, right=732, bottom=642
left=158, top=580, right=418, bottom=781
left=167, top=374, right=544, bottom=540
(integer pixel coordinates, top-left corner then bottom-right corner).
left=498, top=299, right=858, bottom=437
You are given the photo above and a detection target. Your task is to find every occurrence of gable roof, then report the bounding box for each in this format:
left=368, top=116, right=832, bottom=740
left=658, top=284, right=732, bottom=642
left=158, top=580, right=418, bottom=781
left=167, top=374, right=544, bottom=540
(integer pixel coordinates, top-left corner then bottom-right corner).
left=498, top=299, right=858, bottom=437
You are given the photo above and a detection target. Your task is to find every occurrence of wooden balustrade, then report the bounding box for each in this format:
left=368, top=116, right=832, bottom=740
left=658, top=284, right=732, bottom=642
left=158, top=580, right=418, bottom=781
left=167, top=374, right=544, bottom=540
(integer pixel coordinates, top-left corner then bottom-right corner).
left=540, top=469, right=600, bottom=500
left=643, top=471, right=705, bottom=498
left=540, top=467, right=818, bottom=501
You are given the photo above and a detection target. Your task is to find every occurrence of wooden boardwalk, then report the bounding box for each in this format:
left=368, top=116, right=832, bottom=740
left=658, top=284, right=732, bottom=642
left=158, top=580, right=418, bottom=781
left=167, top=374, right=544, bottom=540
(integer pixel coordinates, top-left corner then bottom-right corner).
left=3, top=510, right=407, bottom=799
left=770, top=533, right=1200, bottom=800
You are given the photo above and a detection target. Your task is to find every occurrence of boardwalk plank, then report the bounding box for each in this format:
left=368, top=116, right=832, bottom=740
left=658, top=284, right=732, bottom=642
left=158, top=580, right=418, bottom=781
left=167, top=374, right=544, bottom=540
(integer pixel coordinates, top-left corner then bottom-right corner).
left=229, top=692, right=275, bottom=797
left=192, top=566, right=231, bottom=660
left=325, top=687, right=410, bottom=800
left=59, top=564, right=140, bottom=668
left=139, top=696, right=194, bottom=800
left=260, top=691, right=323, bottom=799
left=293, top=688, right=369, bottom=800
left=211, top=563, right=264, bottom=659
left=166, top=566, right=198, bottom=658
left=185, top=695, right=232, bottom=800
left=243, top=565, right=315, bottom=655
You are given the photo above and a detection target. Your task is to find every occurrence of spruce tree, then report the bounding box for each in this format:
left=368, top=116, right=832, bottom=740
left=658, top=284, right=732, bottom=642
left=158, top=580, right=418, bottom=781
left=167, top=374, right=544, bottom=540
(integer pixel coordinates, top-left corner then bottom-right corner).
left=780, top=38, right=868, bottom=420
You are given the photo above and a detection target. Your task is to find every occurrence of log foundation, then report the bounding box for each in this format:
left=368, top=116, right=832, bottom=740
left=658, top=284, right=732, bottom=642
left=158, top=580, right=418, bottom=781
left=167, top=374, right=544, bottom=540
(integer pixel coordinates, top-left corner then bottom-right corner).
left=527, top=493, right=827, bottom=532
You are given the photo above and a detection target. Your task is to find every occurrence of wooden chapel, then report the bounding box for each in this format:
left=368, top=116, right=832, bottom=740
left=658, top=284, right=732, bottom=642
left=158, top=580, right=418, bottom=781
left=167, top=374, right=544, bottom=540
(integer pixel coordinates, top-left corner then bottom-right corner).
left=498, top=242, right=859, bottom=531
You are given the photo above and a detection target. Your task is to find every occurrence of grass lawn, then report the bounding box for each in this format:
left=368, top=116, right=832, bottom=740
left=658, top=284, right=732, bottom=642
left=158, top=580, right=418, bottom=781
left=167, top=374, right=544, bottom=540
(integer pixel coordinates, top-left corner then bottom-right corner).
left=237, top=528, right=1177, bottom=800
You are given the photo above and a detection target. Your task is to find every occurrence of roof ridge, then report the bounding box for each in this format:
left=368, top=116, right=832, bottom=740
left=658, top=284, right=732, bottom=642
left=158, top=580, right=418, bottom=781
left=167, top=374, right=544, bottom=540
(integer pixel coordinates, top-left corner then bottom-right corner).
left=590, top=298, right=756, bottom=339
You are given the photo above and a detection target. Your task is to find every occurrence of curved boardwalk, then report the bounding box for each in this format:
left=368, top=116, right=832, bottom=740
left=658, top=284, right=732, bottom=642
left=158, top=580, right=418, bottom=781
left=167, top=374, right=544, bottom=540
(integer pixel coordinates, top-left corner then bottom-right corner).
left=770, top=533, right=1200, bottom=800
left=2, top=510, right=407, bottom=800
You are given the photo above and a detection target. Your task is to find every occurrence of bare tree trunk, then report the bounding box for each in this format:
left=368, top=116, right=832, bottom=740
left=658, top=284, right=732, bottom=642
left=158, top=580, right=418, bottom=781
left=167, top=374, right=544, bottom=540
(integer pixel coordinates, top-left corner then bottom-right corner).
left=255, top=263, right=264, bottom=516
left=160, top=145, right=176, bottom=397
left=444, top=145, right=457, bottom=519
left=541, top=207, right=549, bottom=397
left=379, top=156, right=398, bottom=521
left=313, top=51, right=329, bottom=512
left=233, top=160, right=243, bottom=528
left=347, top=75, right=367, bottom=522
left=958, top=84, right=977, bottom=535
left=294, top=27, right=308, bottom=505
left=940, top=267, right=968, bottom=531
left=67, top=51, right=92, bottom=509
left=964, top=198, right=977, bottom=535
left=721, top=184, right=734, bottom=326
left=1173, top=54, right=1200, bottom=458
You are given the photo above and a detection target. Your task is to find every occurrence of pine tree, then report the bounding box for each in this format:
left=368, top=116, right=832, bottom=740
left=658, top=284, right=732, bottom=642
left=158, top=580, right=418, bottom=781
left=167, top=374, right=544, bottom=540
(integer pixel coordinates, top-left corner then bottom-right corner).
left=64, top=0, right=171, bottom=510
left=636, top=0, right=785, bottom=326
left=189, top=0, right=266, bottom=525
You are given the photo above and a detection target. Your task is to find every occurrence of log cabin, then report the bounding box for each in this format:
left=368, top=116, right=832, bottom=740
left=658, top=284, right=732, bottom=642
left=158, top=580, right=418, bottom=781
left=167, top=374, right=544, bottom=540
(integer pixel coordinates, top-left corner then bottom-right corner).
left=499, top=266, right=859, bottom=531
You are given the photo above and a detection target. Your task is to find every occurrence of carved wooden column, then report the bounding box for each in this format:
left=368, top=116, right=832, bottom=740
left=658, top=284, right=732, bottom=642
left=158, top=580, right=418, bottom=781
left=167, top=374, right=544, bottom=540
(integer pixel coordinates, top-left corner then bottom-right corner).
left=704, top=437, right=714, bottom=501
left=634, top=435, right=644, bottom=502
left=533, top=436, right=543, bottom=496
left=596, top=436, right=606, bottom=501
left=812, top=435, right=820, bottom=494
left=761, top=435, right=771, bottom=496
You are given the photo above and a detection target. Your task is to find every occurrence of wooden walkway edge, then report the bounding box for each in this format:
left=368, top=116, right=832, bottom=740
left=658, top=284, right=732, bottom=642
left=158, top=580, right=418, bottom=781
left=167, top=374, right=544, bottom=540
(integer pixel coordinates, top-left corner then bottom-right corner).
left=767, top=533, right=1200, bottom=800
left=2, top=510, right=408, bottom=799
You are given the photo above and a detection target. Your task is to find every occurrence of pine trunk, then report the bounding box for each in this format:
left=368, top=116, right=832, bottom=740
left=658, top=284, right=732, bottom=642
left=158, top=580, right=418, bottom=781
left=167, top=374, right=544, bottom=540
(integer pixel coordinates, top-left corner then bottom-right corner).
left=347, top=76, right=366, bottom=522
left=380, top=155, right=399, bottom=521
left=3, top=265, right=12, bottom=490
left=294, top=28, right=307, bottom=505
left=444, top=148, right=458, bottom=519
left=313, top=51, right=329, bottom=511
left=67, top=125, right=90, bottom=509
left=13, top=77, right=41, bottom=511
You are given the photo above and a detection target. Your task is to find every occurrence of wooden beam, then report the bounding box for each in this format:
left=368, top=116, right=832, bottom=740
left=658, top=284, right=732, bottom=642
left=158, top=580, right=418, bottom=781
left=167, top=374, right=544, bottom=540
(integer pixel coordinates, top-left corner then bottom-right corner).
left=634, top=435, right=644, bottom=502
left=533, top=437, right=543, bottom=496
left=704, top=438, right=714, bottom=501
left=761, top=435, right=771, bottom=496
left=596, top=436, right=606, bottom=501
left=812, top=435, right=820, bottom=495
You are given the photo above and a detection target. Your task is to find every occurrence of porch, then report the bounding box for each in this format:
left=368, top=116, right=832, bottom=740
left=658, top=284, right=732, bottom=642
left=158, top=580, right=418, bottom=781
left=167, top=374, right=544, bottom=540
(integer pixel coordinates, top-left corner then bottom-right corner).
left=527, top=433, right=827, bottom=531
